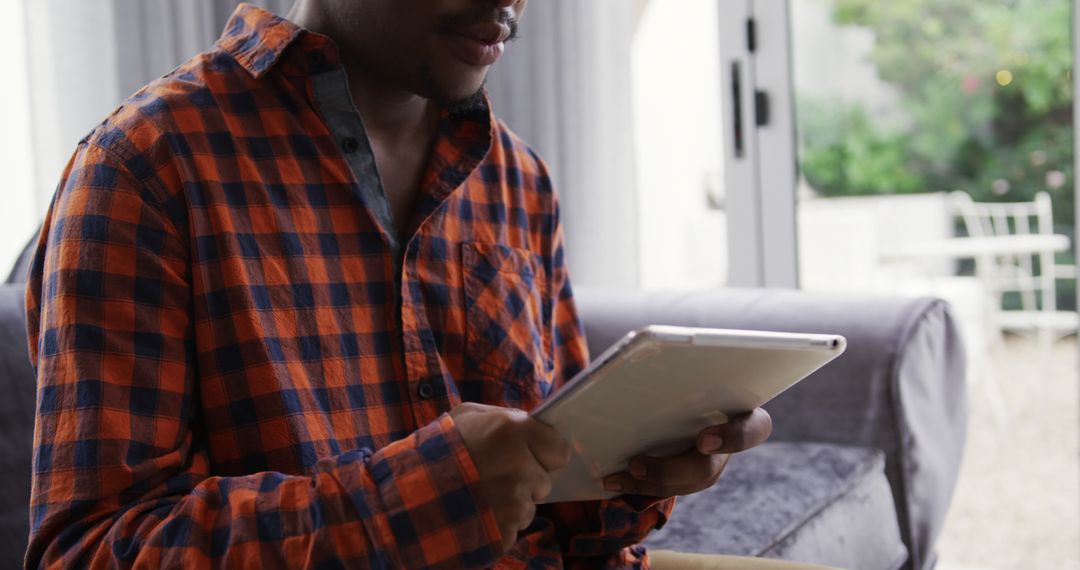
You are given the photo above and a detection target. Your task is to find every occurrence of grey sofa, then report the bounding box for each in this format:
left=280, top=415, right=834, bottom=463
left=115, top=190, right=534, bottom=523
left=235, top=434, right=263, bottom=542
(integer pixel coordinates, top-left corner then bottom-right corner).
left=578, top=288, right=967, bottom=570
left=0, top=249, right=966, bottom=569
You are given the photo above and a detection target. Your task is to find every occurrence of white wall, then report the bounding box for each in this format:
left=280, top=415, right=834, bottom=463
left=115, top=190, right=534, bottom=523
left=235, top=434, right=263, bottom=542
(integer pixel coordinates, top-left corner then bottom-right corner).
left=632, top=0, right=728, bottom=290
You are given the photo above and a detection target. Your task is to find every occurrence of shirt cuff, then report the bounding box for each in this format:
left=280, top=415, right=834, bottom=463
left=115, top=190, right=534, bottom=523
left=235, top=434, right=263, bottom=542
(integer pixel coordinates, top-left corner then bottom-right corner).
left=347, top=414, right=503, bottom=568
left=614, top=495, right=677, bottom=529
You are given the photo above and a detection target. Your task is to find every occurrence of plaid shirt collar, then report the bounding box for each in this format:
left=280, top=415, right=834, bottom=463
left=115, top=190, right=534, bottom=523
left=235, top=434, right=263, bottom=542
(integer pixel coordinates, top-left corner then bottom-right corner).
left=216, top=3, right=304, bottom=79
left=217, top=4, right=498, bottom=211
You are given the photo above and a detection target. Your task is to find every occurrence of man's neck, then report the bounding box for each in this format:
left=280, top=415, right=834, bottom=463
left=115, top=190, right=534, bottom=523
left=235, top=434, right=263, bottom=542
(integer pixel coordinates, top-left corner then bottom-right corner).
left=286, top=3, right=440, bottom=148
left=345, top=80, right=440, bottom=150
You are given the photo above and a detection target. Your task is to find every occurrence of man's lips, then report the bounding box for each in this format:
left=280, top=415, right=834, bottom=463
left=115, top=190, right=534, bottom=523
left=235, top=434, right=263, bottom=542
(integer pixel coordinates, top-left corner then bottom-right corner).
left=449, top=21, right=512, bottom=45
left=442, top=22, right=511, bottom=66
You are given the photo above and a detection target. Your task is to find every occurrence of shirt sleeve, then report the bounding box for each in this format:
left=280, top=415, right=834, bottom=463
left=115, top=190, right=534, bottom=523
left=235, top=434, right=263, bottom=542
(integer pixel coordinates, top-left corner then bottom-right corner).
left=24, top=142, right=503, bottom=569
left=533, top=198, right=676, bottom=569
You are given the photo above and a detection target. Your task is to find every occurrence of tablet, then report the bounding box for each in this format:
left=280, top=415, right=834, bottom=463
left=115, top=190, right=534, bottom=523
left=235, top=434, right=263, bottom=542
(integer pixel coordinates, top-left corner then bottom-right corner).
left=531, top=325, right=846, bottom=504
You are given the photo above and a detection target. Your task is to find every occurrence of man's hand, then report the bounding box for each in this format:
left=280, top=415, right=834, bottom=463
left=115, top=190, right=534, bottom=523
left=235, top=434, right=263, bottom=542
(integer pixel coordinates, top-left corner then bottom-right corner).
left=450, top=403, right=572, bottom=552
left=601, top=408, right=772, bottom=498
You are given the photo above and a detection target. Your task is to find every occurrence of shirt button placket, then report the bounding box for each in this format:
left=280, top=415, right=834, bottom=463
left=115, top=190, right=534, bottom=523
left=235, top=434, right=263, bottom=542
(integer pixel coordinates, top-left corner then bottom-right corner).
left=417, top=381, right=435, bottom=401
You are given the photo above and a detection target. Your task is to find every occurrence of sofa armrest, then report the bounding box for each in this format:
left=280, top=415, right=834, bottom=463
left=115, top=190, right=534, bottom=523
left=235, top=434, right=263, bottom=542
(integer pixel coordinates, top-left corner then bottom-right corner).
left=573, top=287, right=967, bottom=570
left=0, top=284, right=34, bottom=567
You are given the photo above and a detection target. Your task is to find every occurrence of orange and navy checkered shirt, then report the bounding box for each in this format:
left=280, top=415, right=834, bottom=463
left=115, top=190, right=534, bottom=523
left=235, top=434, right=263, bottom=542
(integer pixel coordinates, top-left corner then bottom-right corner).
left=24, top=4, right=673, bottom=569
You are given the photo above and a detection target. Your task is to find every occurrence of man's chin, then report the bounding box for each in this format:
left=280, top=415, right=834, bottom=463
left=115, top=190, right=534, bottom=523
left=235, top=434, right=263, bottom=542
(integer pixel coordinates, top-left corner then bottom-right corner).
left=418, top=62, right=489, bottom=115
left=443, top=88, right=488, bottom=115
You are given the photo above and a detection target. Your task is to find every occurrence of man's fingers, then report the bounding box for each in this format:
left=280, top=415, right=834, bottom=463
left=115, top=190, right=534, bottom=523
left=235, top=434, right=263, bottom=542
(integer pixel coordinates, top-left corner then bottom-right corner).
left=626, top=451, right=725, bottom=488
left=603, top=472, right=670, bottom=497
left=524, top=419, right=573, bottom=471
left=602, top=473, right=697, bottom=498
left=514, top=491, right=538, bottom=531
left=530, top=468, right=554, bottom=502
left=603, top=454, right=732, bottom=498
left=697, top=408, right=772, bottom=454
left=500, top=533, right=516, bottom=553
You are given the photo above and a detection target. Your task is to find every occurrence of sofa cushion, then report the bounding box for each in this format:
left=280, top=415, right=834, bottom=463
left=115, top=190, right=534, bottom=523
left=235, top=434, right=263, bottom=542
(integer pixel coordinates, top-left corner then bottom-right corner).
left=0, top=284, right=32, bottom=567
left=644, top=442, right=908, bottom=570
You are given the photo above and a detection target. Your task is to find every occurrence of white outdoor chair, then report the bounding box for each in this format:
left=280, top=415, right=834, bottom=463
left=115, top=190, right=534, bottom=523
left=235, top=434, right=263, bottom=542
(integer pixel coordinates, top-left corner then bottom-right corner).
left=949, top=190, right=1078, bottom=348
left=799, top=196, right=992, bottom=389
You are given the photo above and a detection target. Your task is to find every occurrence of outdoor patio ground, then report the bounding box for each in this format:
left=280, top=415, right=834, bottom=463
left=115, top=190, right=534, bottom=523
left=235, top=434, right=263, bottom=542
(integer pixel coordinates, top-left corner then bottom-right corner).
left=937, top=336, right=1080, bottom=570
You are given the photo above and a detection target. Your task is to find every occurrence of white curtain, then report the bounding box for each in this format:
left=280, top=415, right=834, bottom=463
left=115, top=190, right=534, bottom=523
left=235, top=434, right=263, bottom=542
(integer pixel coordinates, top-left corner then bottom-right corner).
left=486, top=1, right=645, bottom=289
left=24, top=0, right=294, bottom=212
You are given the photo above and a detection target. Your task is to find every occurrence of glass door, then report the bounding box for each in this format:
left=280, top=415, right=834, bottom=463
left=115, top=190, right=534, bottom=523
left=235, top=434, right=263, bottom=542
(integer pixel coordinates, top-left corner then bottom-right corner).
left=632, top=0, right=797, bottom=289
left=787, top=1, right=1079, bottom=568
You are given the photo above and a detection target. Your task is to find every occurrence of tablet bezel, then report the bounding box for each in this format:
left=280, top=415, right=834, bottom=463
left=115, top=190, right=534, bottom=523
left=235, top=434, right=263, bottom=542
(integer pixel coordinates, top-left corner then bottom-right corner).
left=531, top=325, right=846, bottom=419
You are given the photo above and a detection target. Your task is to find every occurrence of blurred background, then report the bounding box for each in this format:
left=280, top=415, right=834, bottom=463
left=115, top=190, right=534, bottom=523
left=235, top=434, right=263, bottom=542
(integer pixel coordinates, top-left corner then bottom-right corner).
left=0, top=0, right=1076, bottom=568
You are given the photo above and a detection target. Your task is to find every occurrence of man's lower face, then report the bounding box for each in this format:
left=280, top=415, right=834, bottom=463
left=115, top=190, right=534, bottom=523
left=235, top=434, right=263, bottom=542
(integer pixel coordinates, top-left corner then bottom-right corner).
left=443, top=85, right=489, bottom=114
left=416, top=55, right=492, bottom=112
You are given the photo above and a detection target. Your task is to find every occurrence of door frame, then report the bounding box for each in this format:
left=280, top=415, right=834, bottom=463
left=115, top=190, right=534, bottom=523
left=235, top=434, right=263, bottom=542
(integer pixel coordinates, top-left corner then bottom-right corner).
left=721, top=0, right=799, bottom=288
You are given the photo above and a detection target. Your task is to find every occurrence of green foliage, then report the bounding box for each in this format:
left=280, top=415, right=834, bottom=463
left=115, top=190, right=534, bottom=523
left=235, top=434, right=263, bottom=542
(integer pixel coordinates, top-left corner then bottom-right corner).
left=800, top=101, right=924, bottom=195
left=801, top=0, right=1075, bottom=229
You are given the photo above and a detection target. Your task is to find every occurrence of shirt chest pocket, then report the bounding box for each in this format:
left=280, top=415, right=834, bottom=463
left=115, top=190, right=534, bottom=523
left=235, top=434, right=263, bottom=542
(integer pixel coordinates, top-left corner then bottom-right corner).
left=461, top=243, right=553, bottom=401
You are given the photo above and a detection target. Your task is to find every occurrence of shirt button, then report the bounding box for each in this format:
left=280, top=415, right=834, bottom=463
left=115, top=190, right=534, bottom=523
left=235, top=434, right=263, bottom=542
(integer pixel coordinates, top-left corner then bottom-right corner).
left=417, top=382, right=435, bottom=400
left=341, top=137, right=360, bottom=154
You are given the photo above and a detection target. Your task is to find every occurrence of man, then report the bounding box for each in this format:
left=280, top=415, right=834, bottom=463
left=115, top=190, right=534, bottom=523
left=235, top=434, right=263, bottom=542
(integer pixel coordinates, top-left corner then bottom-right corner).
left=25, top=1, right=785, bottom=568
